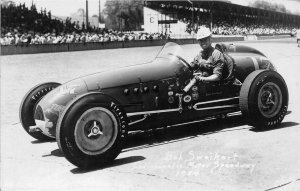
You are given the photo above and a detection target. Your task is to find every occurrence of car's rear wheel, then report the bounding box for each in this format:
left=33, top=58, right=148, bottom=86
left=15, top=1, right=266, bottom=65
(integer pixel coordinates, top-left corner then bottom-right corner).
left=239, top=70, right=288, bottom=129
left=56, top=93, right=127, bottom=169
left=19, top=82, right=61, bottom=141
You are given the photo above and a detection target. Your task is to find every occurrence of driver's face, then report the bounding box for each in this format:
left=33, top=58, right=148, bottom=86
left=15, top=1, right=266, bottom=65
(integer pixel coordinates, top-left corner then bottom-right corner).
left=198, top=36, right=211, bottom=50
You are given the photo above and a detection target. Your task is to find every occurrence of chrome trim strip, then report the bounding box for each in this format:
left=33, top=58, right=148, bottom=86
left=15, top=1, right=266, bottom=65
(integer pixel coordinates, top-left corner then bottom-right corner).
left=127, top=97, right=239, bottom=117
left=193, top=97, right=239, bottom=106
left=193, top=105, right=239, bottom=111
left=226, top=111, right=242, bottom=117
left=127, top=108, right=181, bottom=117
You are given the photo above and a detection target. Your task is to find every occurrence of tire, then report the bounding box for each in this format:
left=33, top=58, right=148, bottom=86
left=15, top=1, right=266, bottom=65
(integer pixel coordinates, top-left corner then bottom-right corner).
left=239, top=70, right=288, bottom=129
left=56, top=92, right=128, bottom=169
left=19, top=82, right=61, bottom=141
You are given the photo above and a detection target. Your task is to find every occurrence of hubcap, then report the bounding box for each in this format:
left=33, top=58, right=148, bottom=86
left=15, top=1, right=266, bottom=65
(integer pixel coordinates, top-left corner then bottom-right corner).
left=258, top=82, right=282, bottom=118
left=74, top=107, right=118, bottom=155
left=87, top=121, right=103, bottom=138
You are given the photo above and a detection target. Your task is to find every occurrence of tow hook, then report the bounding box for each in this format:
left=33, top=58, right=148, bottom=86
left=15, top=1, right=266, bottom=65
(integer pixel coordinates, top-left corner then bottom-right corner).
left=176, top=93, right=183, bottom=113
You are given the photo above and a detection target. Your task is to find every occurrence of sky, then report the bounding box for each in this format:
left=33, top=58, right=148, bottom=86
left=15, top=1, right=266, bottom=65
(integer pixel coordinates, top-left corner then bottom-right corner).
left=11, top=0, right=300, bottom=17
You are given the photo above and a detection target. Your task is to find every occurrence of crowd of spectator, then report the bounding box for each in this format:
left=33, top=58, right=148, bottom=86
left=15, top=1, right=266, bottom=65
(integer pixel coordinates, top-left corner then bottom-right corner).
left=0, top=31, right=169, bottom=45
left=204, top=19, right=295, bottom=36
left=181, top=10, right=298, bottom=36
left=211, top=22, right=295, bottom=36
left=1, top=3, right=169, bottom=45
left=1, top=2, right=299, bottom=45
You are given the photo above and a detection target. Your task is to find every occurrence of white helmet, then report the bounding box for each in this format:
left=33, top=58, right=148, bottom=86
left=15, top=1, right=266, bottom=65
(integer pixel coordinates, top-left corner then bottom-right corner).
left=196, top=26, right=212, bottom=40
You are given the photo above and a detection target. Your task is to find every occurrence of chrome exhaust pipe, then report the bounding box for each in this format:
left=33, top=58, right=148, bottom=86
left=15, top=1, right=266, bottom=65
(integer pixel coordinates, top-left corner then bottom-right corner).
left=28, top=119, right=48, bottom=132
left=29, top=126, right=42, bottom=132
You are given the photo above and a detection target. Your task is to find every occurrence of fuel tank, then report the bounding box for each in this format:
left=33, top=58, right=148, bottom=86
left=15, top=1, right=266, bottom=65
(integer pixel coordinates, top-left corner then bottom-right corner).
left=226, top=44, right=266, bottom=57
left=227, top=44, right=276, bottom=82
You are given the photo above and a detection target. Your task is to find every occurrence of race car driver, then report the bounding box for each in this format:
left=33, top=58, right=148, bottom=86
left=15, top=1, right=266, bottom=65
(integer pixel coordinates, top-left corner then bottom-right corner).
left=191, top=26, right=226, bottom=82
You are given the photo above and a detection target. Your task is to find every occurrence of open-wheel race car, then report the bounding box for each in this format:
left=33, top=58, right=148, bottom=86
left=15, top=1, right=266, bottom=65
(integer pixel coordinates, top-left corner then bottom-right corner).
left=20, top=42, right=289, bottom=169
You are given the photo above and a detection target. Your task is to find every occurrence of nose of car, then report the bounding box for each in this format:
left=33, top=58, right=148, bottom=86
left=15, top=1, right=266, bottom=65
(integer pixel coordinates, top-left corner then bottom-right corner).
left=30, top=79, right=89, bottom=138
left=29, top=104, right=56, bottom=138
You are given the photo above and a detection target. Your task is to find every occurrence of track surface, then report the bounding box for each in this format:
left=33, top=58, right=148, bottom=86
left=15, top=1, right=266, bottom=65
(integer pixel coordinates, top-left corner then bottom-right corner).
left=1, top=38, right=300, bottom=191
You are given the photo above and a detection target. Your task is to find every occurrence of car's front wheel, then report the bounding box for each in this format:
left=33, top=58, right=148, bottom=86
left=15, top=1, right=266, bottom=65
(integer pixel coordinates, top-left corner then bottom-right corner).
left=239, top=70, right=288, bottom=129
left=56, top=93, right=128, bottom=169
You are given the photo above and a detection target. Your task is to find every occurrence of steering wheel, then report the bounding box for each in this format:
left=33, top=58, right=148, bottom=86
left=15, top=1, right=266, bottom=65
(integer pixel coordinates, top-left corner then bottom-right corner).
left=168, top=53, right=193, bottom=71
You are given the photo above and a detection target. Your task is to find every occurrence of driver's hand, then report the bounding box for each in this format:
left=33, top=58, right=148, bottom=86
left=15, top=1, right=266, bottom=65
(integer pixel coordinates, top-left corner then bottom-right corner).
left=190, top=60, right=198, bottom=69
left=199, top=62, right=212, bottom=69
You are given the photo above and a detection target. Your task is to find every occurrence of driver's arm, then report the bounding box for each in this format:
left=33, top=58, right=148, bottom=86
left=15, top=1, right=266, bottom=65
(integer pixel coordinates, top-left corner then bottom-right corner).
left=196, top=74, right=221, bottom=82
left=196, top=61, right=224, bottom=82
left=197, top=50, right=226, bottom=82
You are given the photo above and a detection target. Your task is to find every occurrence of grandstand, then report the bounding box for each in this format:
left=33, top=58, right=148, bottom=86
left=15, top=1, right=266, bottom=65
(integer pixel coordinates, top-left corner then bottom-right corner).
left=143, top=0, right=300, bottom=36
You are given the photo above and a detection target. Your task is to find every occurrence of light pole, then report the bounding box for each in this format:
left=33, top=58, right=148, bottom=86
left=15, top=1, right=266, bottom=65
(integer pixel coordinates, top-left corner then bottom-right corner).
left=86, top=0, right=89, bottom=30
left=99, top=0, right=101, bottom=27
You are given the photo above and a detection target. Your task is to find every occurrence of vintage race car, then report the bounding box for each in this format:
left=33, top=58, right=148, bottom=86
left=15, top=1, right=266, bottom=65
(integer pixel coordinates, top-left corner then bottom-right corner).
left=20, top=42, right=288, bottom=168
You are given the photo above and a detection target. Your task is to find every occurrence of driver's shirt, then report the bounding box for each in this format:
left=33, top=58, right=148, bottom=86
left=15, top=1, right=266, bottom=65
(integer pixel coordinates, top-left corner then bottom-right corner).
left=193, top=46, right=225, bottom=79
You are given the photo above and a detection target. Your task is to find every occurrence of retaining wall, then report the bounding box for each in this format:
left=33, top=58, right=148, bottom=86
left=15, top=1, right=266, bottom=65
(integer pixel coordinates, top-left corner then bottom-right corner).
left=244, top=34, right=292, bottom=41
left=1, top=36, right=244, bottom=55
left=256, top=34, right=291, bottom=40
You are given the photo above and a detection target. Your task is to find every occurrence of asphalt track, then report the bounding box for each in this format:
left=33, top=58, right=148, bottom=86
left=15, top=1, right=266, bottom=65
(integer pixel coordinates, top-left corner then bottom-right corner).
left=1, top=38, right=300, bottom=191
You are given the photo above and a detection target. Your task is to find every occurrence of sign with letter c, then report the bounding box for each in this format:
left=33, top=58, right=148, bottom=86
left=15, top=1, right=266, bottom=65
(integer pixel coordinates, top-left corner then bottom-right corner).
left=150, top=17, right=154, bottom=23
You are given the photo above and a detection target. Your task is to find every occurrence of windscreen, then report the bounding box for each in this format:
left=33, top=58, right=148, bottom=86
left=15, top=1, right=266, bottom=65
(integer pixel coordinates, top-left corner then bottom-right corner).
left=156, top=42, right=185, bottom=59
left=155, top=42, right=193, bottom=69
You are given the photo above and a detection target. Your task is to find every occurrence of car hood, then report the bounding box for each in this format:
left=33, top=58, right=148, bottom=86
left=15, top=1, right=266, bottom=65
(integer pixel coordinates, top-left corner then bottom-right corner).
left=82, top=57, right=189, bottom=91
